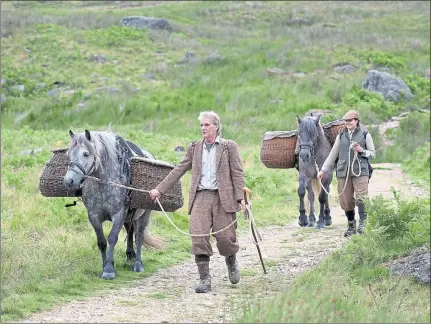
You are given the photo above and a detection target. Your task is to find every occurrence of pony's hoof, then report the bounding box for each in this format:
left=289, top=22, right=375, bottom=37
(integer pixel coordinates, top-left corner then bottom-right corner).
left=298, top=216, right=308, bottom=227
left=133, top=262, right=145, bottom=273
left=324, top=218, right=332, bottom=226
left=101, top=272, right=116, bottom=280
left=307, top=221, right=315, bottom=227
left=315, top=222, right=325, bottom=229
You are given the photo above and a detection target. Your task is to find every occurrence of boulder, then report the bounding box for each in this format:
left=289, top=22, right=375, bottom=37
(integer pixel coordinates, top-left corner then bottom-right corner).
left=362, top=70, right=413, bottom=102
left=121, top=16, right=172, bottom=32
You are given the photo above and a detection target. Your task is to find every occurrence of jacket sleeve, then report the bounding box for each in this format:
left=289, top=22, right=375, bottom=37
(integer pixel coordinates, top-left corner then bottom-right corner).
left=227, top=141, right=245, bottom=202
left=362, top=133, right=376, bottom=159
left=321, top=134, right=340, bottom=173
left=156, top=143, right=193, bottom=195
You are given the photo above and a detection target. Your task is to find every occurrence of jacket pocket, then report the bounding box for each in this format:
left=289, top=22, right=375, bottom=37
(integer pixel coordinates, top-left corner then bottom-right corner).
left=336, top=159, right=347, bottom=178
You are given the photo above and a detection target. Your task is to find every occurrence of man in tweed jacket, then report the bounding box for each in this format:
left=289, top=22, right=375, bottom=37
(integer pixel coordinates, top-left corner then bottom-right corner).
left=149, top=111, right=245, bottom=293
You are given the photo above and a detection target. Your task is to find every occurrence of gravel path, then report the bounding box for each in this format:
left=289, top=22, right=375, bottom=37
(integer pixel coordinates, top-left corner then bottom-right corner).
left=18, top=163, right=427, bottom=323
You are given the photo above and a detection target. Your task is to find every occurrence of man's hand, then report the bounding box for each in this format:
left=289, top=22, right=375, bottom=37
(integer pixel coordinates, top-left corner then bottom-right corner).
left=149, top=189, right=161, bottom=201
left=238, top=199, right=248, bottom=219
left=317, top=170, right=325, bottom=180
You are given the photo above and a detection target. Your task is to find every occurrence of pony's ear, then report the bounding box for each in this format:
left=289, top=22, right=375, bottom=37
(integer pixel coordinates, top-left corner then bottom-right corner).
left=315, top=114, right=321, bottom=124
left=69, top=130, right=75, bottom=138
left=85, top=129, right=91, bottom=141
left=296, top=116, right=302, bottom=124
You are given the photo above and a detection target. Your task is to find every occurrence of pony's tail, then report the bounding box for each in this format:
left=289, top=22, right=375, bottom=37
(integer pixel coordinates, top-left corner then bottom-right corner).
left=304, top=179, right=323, bottom=214
left=142, top=228, right=167, bottom=250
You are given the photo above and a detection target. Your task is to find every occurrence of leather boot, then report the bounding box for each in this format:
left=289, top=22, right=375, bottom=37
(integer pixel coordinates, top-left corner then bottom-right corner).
left=195, top=261, right=211, bottom=293
left=357, top=203, right=367, bottom=234
left=225, top=254, right=240, bottom=284
left=344, top=220, right=357, bottom=237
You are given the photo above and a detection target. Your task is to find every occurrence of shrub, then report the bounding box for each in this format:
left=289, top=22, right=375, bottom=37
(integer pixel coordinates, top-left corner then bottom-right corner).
left=367, top=191, right=430, bottom=242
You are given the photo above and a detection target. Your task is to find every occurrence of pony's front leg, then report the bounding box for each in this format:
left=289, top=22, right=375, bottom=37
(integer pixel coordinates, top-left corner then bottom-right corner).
left=102, top=209, right=126, bottom=280
left=298, top=174, right=308, bottom=227
left=306, top=179, right=316, bottom=227
left=132, top=209, right=151, bottom=273
left=88, top=214, right=107, bottom=274
left=316, top=177, right=331, bottom=229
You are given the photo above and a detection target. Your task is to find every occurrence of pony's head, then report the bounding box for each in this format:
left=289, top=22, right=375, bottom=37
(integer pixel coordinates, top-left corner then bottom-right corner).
left=63, top=129, right=118, bottom=190
left=63, top=130, right=99, bottom=190
left=296, top=115, right=321, bottom=164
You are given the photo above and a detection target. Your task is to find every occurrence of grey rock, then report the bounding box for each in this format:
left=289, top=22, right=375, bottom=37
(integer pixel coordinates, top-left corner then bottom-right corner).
left=121, top=16, right=172, bottom=32
left=333, top=63, right=355, bottom=73
left=48, top=88, right=61, bottom=97
left=177, top=51, right=196, bottom=64
left=36, top=82, right=46, bottom=89
left=91, top=54, right=108, bottom=63
left=142, top=73, right=156, bottom=80
left=362, top=70, right=413, bottom=102
left=205, top=53, right=222, bottom=62
left=267, top=67, right=285, bottom=75
left=293, top=72, right=307, bottom=78
left=388, top=245, right=430, bottom=284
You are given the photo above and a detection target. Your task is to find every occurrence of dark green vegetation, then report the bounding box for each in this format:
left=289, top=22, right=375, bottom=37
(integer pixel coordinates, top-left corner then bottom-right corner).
left=1, top=1, right=429, bottom=322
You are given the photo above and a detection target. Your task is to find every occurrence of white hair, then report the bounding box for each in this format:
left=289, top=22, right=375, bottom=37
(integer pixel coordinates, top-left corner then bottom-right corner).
left=198, top=110, right=222, bottom=136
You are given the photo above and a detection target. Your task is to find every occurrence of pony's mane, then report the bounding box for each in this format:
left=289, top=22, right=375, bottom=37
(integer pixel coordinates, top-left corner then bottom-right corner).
left=69, top=131, right=119, bottom=172
left=299, top=116, right=325, bottom=143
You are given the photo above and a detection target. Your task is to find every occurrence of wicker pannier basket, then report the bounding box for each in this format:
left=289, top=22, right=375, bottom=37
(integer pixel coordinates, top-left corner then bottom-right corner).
left=322, top=119, right=346, bottom=146
left=130, top=157, right=183, bottom=212
left=260, top=130, right=298, bottom=169
left=39, top=148, right=81, bottom=197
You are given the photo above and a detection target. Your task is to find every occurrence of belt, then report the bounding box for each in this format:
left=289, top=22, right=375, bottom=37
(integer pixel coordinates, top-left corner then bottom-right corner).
left=197, top=189, right=218, bottom=192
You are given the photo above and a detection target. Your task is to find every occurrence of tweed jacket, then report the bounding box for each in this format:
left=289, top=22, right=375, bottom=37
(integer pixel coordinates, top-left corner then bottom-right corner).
left=156, top=138, right=245, bottom=215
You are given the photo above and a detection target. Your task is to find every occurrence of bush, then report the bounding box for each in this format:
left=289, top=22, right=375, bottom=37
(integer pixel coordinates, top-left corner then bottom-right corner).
left=359, top=50, right=407, bottom=71
left=367, top=191, right=430, bottom=242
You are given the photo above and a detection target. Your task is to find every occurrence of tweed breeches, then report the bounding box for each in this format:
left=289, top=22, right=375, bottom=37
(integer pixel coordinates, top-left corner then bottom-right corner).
left=337, top=175, right=369, bottom=211
left=190, top=190, right=239, bottom=257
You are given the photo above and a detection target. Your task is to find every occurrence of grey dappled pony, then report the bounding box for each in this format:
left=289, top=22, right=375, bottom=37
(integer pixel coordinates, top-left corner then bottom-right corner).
left=297, top=115, right=333, bottom=229
left=63, top=129, right=162, bottom=279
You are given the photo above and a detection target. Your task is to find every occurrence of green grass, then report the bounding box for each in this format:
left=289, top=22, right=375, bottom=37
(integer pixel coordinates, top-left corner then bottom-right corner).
left=239, top=195, right=431, bottom=323
left=0, top=126, right=298, bottom=321
left=1, top=0, right=430, bottom=322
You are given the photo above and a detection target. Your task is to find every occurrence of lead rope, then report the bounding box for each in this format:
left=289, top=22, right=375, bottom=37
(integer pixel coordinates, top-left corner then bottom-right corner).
left=80, top=175, right=249, bottom=238
left=316, top=142, right=361, bottom=197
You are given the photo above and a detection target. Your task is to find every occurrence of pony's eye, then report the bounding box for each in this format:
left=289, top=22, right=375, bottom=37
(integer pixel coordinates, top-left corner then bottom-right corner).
left=83, top=152, right=90, bottom=157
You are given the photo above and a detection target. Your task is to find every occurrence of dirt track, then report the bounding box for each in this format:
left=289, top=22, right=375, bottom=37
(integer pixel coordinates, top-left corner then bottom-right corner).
left=18, top=163, right=427, bottom=323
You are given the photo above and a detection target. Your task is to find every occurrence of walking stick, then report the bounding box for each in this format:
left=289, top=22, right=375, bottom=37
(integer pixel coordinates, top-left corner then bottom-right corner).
left=243, top=187, right=267, bottom=275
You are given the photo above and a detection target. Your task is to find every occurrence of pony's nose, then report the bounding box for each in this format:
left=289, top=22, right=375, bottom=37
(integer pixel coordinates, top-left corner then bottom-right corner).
left=299, top=152, right=310, bottom=163
left=64, top=177, right=74, bottom=188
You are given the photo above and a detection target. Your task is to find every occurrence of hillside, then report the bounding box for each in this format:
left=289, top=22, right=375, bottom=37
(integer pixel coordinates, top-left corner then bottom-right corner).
left=1, top=1, right=430, bottom=322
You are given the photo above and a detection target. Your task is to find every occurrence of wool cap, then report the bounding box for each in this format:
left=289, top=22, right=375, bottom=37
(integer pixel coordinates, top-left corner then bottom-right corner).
left=342, top=110, right=360, bottom=120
